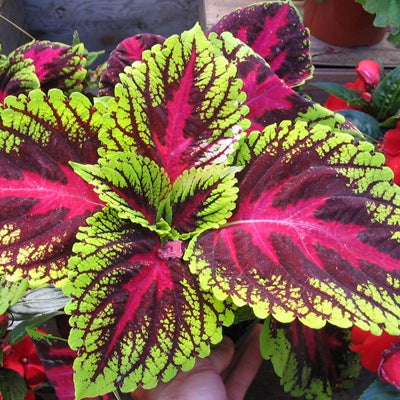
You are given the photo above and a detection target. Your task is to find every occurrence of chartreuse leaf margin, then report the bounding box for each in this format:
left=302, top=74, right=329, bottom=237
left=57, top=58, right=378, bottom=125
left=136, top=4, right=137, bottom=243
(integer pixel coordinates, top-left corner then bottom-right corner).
left=0, top=2, right=400, bottom=400
left=260, top=317, right=360, bottom=399
left=0, top=88, right=104, bottom=289
left=188, top=120, right=400, bottom=335
left=63, top=23, right=243, bottom=398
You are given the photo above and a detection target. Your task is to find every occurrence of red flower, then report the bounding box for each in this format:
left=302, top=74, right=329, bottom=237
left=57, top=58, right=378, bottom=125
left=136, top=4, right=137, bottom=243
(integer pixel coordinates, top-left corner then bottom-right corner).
left=324, top=79, right=365, bottom=111
left=356, top=59, right=381, bottom=88
left=349, top=326, right=399, bottom=372
left=2, top=335, right=46, bottom=389
left=24, top=390, right=36, bottom=400
left=379, top=344, right=400, bottom=389
left=0, top=313, right=8, bottom=329
left=324, top=59, right=381, bottom=113
left=381, top=122, right=400, bottom=185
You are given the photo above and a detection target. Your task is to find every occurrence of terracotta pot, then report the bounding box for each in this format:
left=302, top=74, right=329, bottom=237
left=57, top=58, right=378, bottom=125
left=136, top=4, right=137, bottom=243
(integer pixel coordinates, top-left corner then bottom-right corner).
left=303, top=0, right=387, bottom=47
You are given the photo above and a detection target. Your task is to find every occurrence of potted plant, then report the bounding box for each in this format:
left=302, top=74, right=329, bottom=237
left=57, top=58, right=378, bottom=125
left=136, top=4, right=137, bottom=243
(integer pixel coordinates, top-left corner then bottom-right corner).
left=0, top=1, right=400, bottom=399
left=303, top=0, right=400, bottom=47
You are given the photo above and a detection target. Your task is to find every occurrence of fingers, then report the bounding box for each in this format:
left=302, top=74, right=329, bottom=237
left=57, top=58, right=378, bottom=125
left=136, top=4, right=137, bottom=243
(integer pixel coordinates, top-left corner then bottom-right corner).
left=131, top=337, right=234, bottom=400
left=131, top=328, right=262, bottom=400
left=224, top=323, right=263, bottom=400
left=131, top=387, right=147, bottom=400
left=208, top=335, right=235, bottom=373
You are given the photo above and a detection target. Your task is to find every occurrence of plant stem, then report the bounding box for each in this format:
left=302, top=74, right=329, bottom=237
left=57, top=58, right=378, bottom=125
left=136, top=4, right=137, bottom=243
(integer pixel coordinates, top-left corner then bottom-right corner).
left=0, top=13, right=35, bottom=41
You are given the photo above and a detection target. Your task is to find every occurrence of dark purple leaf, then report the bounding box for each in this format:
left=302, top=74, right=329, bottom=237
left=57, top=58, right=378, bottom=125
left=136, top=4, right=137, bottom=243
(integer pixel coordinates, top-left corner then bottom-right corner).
left=99, top=34, right=165, bottom=96
left=35, top=316, right=114, bottom=400
left=208, top=2, right=312, bottom=87
left=208, top=31, right=357, bottom=136
left=260, top=317, right=360, bottom=398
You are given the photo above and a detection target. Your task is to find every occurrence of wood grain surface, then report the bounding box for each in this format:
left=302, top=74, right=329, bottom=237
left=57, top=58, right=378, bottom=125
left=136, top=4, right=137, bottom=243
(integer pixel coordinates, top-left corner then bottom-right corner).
left=0, top=0, right=28, bottom=54
left=23, top=0, right=198, bottom=60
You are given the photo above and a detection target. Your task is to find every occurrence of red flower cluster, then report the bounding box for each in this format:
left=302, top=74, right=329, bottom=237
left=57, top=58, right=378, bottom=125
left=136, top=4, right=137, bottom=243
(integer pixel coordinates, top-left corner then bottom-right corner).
left=324, top=59, right=381, bottom=111
left=381, top=122, right=400, bottom=186
left=324, top=59, right=400, bottom=186
left=0, top=317, right=46, bottom=400
left=350, top=326, right=400, bottom=389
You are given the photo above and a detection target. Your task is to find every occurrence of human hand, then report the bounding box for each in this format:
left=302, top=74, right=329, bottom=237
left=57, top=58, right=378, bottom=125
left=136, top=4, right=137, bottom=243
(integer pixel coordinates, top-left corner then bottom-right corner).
left=131, top=324, right=262, bottom=400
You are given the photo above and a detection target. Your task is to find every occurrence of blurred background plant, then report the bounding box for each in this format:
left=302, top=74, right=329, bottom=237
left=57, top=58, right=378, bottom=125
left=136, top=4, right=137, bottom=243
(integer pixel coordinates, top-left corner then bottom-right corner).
left=356, top=0, right=400, bottom=45
left=305, top=0, right=400, bottom=46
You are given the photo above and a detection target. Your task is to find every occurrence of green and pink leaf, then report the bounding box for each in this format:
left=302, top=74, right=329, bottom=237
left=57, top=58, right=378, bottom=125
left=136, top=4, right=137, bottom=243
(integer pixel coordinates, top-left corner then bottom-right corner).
left=167, top=164, right=240, bottom=236
left=260, top=317, right=360, bottom=399
left=209, top=32, right=358, bottom=136
left=99, top=24, right=249, bottom=182
left=34, top=316, right=114, bottom=400
left=71, top=153, right=171, bottom=229
left=64, top=207, right=233, bottom=398
left=16, top=40, right=88, bottom=94
left=0, top=41, right=88, bottom=102
left=72, top=154, right=241, bottom=238
left=188, top=120, right=400, bottom=335
left=0, top=53, right=39, bottom=103
left=0, top=89, right=105, bottom=288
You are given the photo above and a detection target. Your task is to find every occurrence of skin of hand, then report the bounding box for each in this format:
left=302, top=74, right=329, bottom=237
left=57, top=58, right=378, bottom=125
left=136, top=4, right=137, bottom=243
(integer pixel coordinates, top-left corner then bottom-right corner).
left=131, top=323, right=263, bottom=400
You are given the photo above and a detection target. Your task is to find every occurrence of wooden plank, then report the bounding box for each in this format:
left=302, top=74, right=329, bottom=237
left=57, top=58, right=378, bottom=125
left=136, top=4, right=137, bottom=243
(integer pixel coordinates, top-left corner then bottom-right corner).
left=199, top=0, right=400, bottom=68
left=309, top=35, right=400, bottom=68
left=0, top=0, right=29, bottom=54
left=23, top=0, right=198, bottom=56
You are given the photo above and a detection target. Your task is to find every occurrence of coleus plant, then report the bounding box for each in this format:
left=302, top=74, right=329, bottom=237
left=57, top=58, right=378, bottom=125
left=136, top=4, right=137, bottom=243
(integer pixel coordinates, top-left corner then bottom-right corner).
left=0, top=1, right=400, bottom=399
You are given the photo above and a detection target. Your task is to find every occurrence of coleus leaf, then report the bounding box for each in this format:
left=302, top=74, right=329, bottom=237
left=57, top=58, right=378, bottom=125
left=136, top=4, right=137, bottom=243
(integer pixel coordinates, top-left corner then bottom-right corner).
left=99, top=34, right=165, bottom=97
left=0, top=276, right=28, bottom=314
left=188, top=120, right=400, bottom=335
left=0, top=41, right=88, bottom=102
left=167, top=164, right=241, bottom=237
left=260, top=316, right=360, bottom=399
left=0, top=89, right=105, bottom=288
left=64, top=207, right=234, bottom=398
left=208, top=1, right=313, bottom=87
left=14, top=40, right=89, bottom=95
left=99, top=23, right=249, bottom=183
left=70, top=152, right=171, bottom=230
left=208, top=31, right=358, bottom=137
left=0, top=52, right=39, bottom=103
left=34, top=315, right=114, bottom=400
left=72, top=152, right=241, bottom=238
